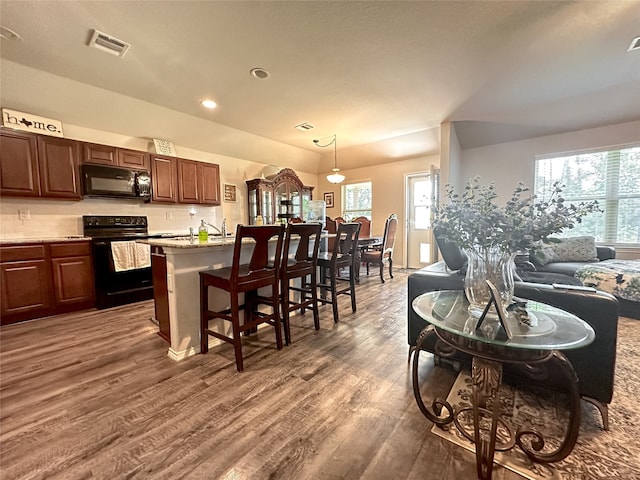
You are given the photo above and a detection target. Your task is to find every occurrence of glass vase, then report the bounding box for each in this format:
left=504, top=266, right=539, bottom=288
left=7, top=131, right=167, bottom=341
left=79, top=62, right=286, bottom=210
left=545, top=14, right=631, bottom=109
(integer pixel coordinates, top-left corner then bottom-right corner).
left=464, top=247, right=516, bottom=319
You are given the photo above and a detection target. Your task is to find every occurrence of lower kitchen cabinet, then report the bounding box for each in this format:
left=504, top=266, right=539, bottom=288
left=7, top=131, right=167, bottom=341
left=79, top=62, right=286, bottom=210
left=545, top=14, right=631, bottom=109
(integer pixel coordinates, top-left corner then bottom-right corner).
left=151, top=245, right=170, bottom=342
left=0, top=241, right=95, bottom=325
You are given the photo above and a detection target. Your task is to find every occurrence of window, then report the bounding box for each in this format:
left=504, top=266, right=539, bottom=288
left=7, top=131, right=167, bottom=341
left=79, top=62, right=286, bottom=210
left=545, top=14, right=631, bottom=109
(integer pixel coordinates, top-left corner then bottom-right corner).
left=342, top=181, right=372, bottom=219
left=413, top=178, right=432, bottom=230
left=535, top=144, right=640, bottom=245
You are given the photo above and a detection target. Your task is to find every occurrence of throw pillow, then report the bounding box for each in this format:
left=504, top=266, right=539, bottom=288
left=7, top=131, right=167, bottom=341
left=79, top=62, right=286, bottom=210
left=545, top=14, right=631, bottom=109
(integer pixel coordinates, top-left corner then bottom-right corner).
left=433, top=226, right=467, bottom=271
left=534, top=236, right=599, bottom=265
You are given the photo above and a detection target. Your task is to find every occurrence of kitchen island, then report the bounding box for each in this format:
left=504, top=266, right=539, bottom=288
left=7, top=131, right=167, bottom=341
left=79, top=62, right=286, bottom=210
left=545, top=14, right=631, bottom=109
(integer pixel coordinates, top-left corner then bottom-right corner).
left=141, top=236, right=284, bottom=361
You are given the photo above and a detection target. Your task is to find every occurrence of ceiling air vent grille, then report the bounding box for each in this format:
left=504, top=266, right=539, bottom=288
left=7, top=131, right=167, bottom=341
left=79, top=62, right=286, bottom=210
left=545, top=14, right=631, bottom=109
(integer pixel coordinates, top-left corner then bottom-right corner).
left=295, top=122, right=315, bottom=131
left=88, top=29, right=130, bottom=57
left=628, top=36, right=640, bottom=52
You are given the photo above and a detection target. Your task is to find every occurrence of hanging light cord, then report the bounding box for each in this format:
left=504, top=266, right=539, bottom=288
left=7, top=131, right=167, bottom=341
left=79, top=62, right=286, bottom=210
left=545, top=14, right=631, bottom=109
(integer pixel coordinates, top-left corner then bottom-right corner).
left=313, top=134, right=338, bottom=168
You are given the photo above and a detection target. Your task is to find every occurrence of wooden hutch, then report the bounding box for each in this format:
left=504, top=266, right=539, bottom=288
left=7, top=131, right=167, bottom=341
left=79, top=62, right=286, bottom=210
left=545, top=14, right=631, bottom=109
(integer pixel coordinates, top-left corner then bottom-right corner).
left=246, top=168, right=314, bottom=225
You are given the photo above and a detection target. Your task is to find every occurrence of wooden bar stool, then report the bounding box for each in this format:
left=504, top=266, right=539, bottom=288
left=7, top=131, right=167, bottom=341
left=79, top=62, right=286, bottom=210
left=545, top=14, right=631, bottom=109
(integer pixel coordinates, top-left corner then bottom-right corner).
left=317, top=222, right=361, bottom=323
left=199, top=224, right=285, bottom=372
left=280, top=222, right=322, bottom=344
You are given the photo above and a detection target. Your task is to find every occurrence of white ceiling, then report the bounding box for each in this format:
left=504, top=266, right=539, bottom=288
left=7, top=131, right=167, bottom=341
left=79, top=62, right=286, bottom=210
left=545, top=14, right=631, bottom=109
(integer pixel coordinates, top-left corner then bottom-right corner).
left=1, top=0, right=639, bottom=162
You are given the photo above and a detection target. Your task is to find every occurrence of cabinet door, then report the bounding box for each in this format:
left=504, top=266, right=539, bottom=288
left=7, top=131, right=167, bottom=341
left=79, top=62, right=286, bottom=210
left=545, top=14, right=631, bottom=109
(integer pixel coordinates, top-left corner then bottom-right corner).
left=200, top=163, right=221, bottom=205
left=0, top=129, right=41, bottom=197
left=177, top=158, right=199, bottom=203
left=83, top=142, right=117, bottom=166
left=1, top=259, right=53, bottom=323
left=151, top=155, right=177, bottom=202
left=118, top=148, right=150, bottom=170
left=37, top=136, right=82, bottom=199
left=51, top=256, right=95, bottom=307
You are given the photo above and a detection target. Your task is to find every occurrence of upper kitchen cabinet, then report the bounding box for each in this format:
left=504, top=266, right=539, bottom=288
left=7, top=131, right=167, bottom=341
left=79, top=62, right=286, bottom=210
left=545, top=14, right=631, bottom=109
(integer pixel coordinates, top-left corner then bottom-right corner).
left=151, top=154, right=177, bottom=203
left=0, top=129, right=40, bottom=197
left=177, top=158, right=221, bottom=205
left=37, top=136, right=82, bottom=199
left=246, top=168, right=313, bottom=224
left=0, top=129, right=81, bottom=199
left=83, top=142, right=150, bottom=171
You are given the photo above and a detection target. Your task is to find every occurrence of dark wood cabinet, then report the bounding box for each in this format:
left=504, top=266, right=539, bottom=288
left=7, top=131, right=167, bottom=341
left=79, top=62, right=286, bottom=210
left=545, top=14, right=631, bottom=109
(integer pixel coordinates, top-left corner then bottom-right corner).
left=0, top=245, right=53, bottom=323
left=0, top=130, right=41, bottom=197
left=0, top=241, right=94, bottom=325
left=50, top=242, right=95, bottom=309
left=200, top=162, right=221, bottom=205
left=151, top=246, right=170, bottom=343
left=177, top=158, right=221, bottom=205
left=246, top=168, right=313, bottom=224
left=83, top=142, right=150, bottom=171
left=177, top=158, right=199, bottom=203
left=118, top=148, right=150, bottom=170
left=37, top=136, right=82, bottom=199
left=0, top=130, right=81, bottom=199
left=151, top=154, right=177, bottom=203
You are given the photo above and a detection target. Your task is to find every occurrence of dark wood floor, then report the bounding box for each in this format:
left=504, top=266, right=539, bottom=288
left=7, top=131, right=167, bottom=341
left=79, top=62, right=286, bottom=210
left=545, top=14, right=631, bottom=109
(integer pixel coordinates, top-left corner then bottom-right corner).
left=0, top=269, right=522, bottom=479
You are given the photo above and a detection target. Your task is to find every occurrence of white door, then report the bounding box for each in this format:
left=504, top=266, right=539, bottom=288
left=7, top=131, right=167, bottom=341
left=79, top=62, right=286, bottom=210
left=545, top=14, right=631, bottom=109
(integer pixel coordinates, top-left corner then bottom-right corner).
left=405, top=172, right=435, bottom=269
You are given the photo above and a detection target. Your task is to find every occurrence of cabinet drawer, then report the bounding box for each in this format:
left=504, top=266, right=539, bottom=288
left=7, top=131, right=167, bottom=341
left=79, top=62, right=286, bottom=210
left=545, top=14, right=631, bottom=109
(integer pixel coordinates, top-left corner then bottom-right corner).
left=50, top=242, right=92, bottom=258
left=0, top=245, right=47, bottom=262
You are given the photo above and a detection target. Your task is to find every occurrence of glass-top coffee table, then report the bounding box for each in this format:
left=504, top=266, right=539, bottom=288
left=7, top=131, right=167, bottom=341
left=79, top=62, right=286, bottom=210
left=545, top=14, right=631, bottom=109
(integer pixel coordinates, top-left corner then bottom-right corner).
left=411, top=290, right=595, bottom=480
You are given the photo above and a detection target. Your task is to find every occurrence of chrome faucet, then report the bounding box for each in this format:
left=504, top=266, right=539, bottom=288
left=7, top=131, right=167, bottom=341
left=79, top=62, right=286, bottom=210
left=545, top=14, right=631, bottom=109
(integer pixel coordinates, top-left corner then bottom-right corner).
left=202, top=218, right=227, bottom=237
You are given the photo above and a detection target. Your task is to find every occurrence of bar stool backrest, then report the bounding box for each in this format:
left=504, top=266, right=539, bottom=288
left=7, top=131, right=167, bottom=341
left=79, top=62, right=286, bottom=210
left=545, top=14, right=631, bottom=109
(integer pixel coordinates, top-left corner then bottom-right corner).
left=331, top=222, right=361, bottom=262
left=231, top=224, right=285, bottom=285
left=284, top=222, right=323, bottom=270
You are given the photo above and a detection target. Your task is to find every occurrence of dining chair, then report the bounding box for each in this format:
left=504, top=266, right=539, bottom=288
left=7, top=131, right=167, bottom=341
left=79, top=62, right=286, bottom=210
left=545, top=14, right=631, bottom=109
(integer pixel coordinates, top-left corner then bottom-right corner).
left=352, top=216, right=371, bottom=238
left=316, top=222, right=361, bottom=322
left=362, top=214, right=398, bottom=283
left=199, top=224, right=285, bottom=372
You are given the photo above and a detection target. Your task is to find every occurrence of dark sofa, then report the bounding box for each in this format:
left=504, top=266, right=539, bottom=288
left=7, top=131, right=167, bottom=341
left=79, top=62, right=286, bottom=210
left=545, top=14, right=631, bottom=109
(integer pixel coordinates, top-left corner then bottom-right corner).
left=407, top=263, right=619, bottom=430
left=530, top=245, right=616, bottom=277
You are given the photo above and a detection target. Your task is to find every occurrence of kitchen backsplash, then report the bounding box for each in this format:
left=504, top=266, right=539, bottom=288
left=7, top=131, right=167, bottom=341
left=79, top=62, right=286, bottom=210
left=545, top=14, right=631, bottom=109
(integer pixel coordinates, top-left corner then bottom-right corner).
left=0, top=197, right=232, bottom=239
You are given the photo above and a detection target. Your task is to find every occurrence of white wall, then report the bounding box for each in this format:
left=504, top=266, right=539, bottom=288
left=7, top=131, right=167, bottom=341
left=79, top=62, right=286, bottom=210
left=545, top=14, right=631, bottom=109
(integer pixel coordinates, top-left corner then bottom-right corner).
left=459, top=120, right=640, bottom=202
left=458, top=120, right=640, bottom=258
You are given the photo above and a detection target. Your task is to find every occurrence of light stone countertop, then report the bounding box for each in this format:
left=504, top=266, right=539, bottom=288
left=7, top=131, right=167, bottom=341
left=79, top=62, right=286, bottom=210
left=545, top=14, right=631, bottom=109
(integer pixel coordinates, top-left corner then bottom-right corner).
left=0, top=236, right=91, bottom=245
left=139, top=236, right=237, bottom=249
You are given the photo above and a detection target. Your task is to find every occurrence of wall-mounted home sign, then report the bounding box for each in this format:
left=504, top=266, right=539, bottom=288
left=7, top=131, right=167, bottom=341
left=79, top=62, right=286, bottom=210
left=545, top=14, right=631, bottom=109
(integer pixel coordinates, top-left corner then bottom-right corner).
left=153, top=138, right=177, bottom=156
left=224, top=184, right=237, bottom=202
left=1, top=109, right=64, bottom=137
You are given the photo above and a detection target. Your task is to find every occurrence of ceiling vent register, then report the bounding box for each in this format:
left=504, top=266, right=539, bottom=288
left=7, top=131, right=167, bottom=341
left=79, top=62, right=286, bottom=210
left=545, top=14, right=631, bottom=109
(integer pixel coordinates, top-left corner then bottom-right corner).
left=88, top=29, right=130, bottom=57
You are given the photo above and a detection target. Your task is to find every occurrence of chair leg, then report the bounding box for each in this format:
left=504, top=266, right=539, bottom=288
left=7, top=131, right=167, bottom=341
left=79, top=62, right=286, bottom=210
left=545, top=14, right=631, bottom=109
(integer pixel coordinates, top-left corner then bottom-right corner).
left=200, top=279, right=209, bottom=354
left=231, top=294, right=244, bottom=372
left=310, top=271, right=320, bottom=330
left=281, top=278, right=291, bottom=346
left=389, top=258, right=394, bottom=279
left=330, top=266, right=340, bottom=323
left=349, top=264, right=357, bottom=313
left=366, top=262, right=370, bottom=275
left=379, top=262, right=385, bottom=283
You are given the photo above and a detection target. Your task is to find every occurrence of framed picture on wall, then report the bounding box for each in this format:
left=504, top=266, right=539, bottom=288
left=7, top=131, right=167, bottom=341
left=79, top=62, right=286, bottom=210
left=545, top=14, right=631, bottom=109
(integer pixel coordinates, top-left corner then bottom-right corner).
left=224, top=184, right=237, bottom=202
left=324, top=192, right=334, bottom=208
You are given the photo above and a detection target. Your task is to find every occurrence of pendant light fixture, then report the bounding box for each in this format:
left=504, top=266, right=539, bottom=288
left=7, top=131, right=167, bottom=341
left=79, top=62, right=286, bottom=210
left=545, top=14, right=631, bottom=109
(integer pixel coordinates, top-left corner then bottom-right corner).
left=314, top=134, right=345, bottom=184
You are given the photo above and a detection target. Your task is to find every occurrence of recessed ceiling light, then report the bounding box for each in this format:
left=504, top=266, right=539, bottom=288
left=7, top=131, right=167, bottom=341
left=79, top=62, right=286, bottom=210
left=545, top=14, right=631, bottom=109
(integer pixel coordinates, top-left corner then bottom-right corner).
left=628, top=36, right=640, bottom=52
left=250, top=68, right=270, bottom=79
left=201, top=99, right=217, bottom=109
left=0, top=26, right=23, bottom=41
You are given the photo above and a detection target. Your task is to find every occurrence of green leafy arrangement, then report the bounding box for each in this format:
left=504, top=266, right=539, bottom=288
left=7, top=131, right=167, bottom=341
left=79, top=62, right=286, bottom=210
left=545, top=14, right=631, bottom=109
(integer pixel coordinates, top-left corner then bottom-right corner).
left=434, top=177, right=601, bottom=253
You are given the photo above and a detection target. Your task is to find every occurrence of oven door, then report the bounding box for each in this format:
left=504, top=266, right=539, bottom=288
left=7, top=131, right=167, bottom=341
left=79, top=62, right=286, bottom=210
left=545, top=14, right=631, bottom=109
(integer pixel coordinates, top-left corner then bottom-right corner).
left=91, top=236, right=154, bottom=309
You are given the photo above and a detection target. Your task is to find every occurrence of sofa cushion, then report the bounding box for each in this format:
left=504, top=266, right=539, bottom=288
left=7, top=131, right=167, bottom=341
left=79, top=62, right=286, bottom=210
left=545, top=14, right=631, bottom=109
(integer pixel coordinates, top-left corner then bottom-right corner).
left=533, top=236, right=599, bottom=266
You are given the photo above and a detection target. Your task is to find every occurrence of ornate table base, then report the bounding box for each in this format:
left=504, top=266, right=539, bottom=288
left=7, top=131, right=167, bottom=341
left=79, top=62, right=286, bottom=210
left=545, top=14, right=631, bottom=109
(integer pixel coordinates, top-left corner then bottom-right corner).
left=412, top=325, right=582, bottom=480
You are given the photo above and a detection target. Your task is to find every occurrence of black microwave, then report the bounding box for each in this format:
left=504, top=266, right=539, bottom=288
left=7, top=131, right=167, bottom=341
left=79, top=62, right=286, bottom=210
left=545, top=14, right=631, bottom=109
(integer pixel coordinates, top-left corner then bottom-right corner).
left=82, top=164, right=151, bottom=199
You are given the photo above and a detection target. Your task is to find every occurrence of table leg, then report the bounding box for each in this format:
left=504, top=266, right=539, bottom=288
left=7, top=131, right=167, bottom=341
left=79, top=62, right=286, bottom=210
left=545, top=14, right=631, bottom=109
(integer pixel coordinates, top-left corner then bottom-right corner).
left=470, top=357, right=503, bottom=480
left=516, top=351, right=582, bottom=463
left=411, top=325, right=455, bottom=426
